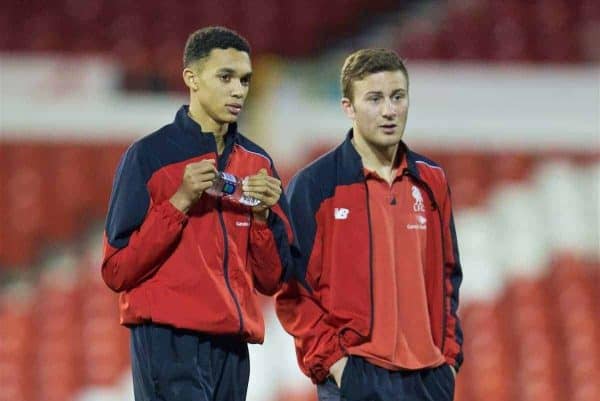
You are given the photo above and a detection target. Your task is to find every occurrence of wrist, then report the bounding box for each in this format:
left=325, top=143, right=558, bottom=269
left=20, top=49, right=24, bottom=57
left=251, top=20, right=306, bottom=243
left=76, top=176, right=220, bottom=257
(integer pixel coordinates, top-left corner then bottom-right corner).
left=170, top=190, right=193, bottom=214
left=252, top=208, right=269, bottom=223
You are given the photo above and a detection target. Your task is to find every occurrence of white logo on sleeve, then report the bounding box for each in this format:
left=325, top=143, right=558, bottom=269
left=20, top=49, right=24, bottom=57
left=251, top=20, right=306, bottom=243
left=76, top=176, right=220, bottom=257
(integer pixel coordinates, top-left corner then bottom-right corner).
left=412, top=186, right=425, bottom=212
left=334, top=208, right=349, bottom=220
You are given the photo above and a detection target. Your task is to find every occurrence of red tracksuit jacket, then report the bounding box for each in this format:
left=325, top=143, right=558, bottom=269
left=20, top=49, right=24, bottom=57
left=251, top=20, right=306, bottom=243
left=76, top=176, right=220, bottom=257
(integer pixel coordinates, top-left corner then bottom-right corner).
left=276, top=132, right=463, bottom=383
left=102, top=106, right=293, bottom=343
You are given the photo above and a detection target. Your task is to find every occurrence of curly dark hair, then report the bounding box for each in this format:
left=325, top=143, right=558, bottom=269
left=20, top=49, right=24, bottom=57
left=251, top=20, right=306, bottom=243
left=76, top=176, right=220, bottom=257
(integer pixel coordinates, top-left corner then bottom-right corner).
left=183, top=26, right=251, bottom=68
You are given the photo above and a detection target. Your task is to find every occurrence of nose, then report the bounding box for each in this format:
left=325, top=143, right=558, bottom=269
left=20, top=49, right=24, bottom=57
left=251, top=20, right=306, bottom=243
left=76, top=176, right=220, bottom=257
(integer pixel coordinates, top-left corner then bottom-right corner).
left=382, top=99, right=397, bottom=120
left=231, top=79, right=245, bottom=99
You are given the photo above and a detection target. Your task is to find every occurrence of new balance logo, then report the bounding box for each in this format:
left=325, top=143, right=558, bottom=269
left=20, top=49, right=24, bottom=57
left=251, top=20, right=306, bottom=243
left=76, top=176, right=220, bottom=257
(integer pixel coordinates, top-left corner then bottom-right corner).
left=334, top=208, right=349, bottom=220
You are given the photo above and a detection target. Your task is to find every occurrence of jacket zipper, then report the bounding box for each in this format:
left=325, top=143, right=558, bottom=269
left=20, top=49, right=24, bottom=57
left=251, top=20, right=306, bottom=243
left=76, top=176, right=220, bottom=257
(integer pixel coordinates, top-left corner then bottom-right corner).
left=436, top=206, right=447, bottom=352
left=364, top=181, right=375, bottom=338
left=215, top=147, right=244, bottom=335
left=407, top=173, right=447, bottom=353
left=217, top=199, right=244, bottom=334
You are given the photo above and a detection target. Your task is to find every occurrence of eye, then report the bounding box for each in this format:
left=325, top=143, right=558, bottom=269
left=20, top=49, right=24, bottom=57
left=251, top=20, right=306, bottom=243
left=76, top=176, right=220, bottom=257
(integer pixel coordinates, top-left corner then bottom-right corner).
left=393, top=93, right=406, bottom=101
left=219, top=74, right=231, bottom=83
left=241, top=76, right=251, bottom=86
left=368, top=96, right=381, bottom=103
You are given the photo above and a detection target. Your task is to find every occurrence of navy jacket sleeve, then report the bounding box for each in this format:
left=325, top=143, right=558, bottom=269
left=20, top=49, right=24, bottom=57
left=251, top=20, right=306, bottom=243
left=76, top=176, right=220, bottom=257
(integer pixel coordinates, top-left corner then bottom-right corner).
left=441, top=184, right=464, bottom=370
left=275, top=171, right=345, bottom=383
left=101, top=143, right=187, bottom=292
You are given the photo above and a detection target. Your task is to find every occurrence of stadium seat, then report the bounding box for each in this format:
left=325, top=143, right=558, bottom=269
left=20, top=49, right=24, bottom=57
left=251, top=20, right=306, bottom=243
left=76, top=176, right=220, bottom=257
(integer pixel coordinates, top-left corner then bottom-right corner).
left=0, top=294, right=35, bottom=401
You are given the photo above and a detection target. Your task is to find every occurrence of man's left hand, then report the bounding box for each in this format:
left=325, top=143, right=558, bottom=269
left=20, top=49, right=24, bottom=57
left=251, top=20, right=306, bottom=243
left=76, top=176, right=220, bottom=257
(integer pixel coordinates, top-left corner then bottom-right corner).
left=242, top=168, right=282, bottom=221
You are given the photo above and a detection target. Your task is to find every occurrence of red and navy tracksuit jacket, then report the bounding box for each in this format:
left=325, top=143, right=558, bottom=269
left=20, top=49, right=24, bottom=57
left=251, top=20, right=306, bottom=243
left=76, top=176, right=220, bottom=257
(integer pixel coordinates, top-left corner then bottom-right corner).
left=102, top=105, right=293, bottom=344
left=276, top=132, right=464, bottom=383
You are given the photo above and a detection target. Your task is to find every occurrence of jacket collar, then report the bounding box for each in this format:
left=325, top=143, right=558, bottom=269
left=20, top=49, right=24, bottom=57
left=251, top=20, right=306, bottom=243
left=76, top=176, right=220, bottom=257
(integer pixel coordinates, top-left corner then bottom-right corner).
left=341, top=129, right=420, bottom=181
left=174, top=105, right=239, bottom=146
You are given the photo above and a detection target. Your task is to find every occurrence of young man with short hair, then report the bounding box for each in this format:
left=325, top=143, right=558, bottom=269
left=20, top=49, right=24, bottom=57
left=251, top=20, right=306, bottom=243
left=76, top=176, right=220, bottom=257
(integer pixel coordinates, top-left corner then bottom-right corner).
left=101, top=26, right=293, bottom=401
left=276, top=48, right=463, bottom=401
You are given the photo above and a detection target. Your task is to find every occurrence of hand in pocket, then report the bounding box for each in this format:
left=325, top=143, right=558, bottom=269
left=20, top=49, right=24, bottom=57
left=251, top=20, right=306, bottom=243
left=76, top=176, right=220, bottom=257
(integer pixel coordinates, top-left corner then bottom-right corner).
left=330, top=356, right=349, bottom=388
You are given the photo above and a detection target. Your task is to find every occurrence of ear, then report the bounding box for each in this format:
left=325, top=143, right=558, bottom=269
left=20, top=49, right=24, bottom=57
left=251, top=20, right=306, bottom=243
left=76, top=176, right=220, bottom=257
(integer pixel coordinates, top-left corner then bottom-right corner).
left=183, top=68, right=198, bottom=91
left=341, top=97, right=355, bottom=120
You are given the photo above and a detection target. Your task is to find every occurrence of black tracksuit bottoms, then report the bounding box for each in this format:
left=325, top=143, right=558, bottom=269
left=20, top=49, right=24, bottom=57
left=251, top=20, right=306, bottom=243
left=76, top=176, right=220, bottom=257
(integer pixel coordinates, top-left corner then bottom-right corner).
left=130, top=323, right=250, bottom=401
left=317, top=355, right=455, bottom=401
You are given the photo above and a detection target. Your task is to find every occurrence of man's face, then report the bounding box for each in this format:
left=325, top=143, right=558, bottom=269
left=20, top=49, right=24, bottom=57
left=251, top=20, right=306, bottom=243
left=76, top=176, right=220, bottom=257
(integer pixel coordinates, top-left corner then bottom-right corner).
left=190, top=48, right=252, bottom=125
left=342, top=70, right=409, bottom=149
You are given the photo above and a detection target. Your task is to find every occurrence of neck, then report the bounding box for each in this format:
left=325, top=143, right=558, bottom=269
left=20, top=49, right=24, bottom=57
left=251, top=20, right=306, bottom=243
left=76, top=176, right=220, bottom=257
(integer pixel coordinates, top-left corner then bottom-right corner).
left=353, top=133, right=399, bottom=168
left=352, top=129, right=401, bottom=184
left=188, top=101, right=227, bottom=154
left=188, top=101, right=227, bottom=137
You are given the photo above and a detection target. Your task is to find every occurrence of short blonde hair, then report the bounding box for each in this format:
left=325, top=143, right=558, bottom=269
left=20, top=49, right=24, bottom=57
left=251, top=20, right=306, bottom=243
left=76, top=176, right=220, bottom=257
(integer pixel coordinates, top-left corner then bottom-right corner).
left=341, top=48, right=408, bottom=101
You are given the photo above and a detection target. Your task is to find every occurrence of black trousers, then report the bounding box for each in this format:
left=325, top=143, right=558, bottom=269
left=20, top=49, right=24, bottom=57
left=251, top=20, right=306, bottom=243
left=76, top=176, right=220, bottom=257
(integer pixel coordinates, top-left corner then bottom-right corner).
left=130, top=323, right=250, bottom=401
left=317, top=356, right=455, bottom=401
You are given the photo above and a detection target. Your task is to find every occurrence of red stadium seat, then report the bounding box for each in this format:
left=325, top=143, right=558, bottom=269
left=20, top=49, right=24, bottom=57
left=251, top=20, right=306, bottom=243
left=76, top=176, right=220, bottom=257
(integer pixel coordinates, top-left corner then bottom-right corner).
left=1, top=144, right=48, bottom=266
left=396, top=17, right=441, bottom=60
left=460, top=301, right=513, bottom=401
left=438, top=3, right=492, bottom=60
left=0, top=295, right=36, bottom=401
left=443, top=152, right=492, bottom=208
left=491, top=152, right=537, bottom=184
left=45, top=144, right=96, bottom=240
left=78, top=264, right=129, bottom=385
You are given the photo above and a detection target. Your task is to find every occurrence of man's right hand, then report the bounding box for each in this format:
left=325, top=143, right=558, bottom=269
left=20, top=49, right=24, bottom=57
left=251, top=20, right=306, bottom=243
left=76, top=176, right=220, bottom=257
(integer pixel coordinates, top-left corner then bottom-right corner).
left=330, top=356, right=348, bottom=388
left=170, top=159, right=217, bottom=213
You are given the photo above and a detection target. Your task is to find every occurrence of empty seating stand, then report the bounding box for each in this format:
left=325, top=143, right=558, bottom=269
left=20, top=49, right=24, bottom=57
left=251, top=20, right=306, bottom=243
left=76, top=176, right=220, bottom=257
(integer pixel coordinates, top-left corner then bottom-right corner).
left=0, top=0, right=400, bottom=92
left=396, top=0, right=599, bottom=63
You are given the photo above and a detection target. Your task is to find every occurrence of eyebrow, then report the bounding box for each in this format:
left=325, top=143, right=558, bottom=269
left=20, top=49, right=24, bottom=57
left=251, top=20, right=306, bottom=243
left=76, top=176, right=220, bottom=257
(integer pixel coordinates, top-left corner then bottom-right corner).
left=364, top=88, right=406, bottom=97
left=216, top=68, right=253, bottom=78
